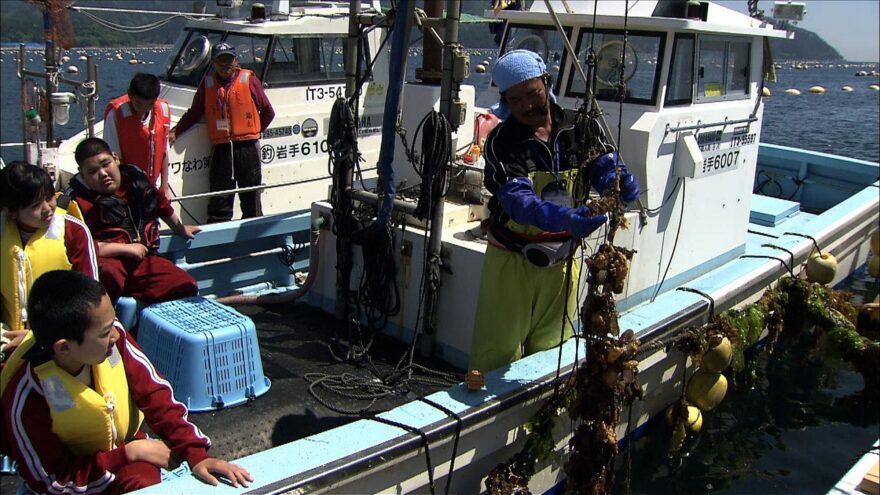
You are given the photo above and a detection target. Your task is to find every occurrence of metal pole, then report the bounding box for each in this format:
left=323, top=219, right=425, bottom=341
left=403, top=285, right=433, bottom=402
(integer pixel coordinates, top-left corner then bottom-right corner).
left=438, top=0, right=460, bottom=125
left=43, top=10, right=56, bottom=146
left=418, top=0, right=461, bottom=353
left=344, top=0, right=360, bottom=99
left=334, top=0, right=363, bottom=324
left=19, top=44, right=28, bottom=161
left=416, top=0, right=443, bottom=83
left=87, top=56, right=97, bottom=137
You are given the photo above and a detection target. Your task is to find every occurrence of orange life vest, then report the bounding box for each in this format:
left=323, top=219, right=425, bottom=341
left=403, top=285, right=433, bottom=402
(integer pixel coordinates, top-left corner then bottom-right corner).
left=104, top=95, right=170, bottom=185
left=204, top=69, right=261, bottom=145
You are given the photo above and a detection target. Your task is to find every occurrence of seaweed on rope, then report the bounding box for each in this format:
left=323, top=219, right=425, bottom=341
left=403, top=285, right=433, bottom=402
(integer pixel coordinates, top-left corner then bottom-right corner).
left=485, top=271, right=877, bottom=495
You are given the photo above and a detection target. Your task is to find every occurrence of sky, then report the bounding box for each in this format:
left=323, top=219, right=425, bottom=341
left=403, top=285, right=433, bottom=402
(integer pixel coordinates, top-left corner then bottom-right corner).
left=719, top=0, right=880, bottom=62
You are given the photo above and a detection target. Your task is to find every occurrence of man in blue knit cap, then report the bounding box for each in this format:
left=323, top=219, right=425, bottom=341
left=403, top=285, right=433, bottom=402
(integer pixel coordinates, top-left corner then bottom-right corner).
left=469, top=50, right=640, bottom=373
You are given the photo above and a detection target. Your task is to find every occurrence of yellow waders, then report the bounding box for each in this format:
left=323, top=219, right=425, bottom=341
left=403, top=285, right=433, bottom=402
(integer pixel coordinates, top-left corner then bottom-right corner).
left=469, top=244, right=580, bottom=372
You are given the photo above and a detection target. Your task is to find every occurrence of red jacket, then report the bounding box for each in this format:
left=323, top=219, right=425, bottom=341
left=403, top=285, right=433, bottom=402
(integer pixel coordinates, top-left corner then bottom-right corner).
left=1, top=324, right=211, bottom=494
left=104, top=95, right=171, bottom=186
left=70, top=165, right=175, bottom=251
left=61, top=214, right=99, bottom=279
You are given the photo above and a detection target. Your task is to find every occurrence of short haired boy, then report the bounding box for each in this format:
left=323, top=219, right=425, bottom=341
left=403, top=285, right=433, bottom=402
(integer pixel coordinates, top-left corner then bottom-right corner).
left=103, top=73, right=172, bottom=195
left=0, top=270, right=252, bottom=493
left=1, top=161, right=99, bottom=356
left=69, top=137, right=200, bottom=305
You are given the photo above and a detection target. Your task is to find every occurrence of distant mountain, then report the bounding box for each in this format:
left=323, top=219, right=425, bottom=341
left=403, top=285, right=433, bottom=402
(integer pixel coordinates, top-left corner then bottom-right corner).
left=0, top=0, right=845, bottom=62
left=768, top=25, right=844, bottom=61
left=0, top=0, right=193, bottom=47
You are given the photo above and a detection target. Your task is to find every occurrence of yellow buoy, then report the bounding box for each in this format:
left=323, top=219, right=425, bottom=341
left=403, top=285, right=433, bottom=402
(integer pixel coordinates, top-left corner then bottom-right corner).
left=869, top=255, right=880, bottom=279
left=129, top=58, right=138, bottom=64
left=868, top=84, right=880, bottom=91
left=784, top=88, right=801, bottom=95
left=762, top=87, right=772, bottom=97
left=665, top=404, right=703, bottom=433
left=841, top=86, right=854, bottom=92
left=474, top=64, right=487, bottom=74
left=870, top=231, right=879, bottom=254
left=686, top=369, right=728, bottom=411
left=702, top=336, right=732, bottom=374
left=806, top=251, right=838, bottom=285
left=809, top=86, right=826, bottom=94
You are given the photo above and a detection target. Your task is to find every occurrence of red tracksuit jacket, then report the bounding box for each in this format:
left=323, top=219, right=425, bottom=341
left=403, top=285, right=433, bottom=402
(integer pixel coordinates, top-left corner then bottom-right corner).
left=1, top=324, right=211, bottom=494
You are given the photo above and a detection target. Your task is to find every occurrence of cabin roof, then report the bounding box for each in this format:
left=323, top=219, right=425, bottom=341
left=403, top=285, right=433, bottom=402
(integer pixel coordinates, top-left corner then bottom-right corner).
left=182, top=3, right=370, bottom=36
left=491, top=0, right=789, bottom=39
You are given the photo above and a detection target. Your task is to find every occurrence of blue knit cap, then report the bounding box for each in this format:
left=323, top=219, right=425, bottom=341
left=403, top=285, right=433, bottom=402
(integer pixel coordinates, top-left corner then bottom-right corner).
left=490, top=49, right=556, bottom=119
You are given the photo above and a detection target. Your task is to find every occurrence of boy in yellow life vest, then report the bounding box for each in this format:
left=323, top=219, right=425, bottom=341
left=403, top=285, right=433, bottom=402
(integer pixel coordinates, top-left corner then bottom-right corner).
left=1, top=271, right=252, bottom=493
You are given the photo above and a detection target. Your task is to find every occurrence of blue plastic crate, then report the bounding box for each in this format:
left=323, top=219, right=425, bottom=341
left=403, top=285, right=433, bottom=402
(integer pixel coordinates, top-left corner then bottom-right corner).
left=138, top=297, right=270, bottom=412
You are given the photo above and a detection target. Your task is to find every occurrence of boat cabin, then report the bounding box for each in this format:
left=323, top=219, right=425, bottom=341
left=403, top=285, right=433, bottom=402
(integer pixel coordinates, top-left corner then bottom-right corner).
left=57, top=0, right=389, bottom=223
left=480, top=0, right=790, bottom=309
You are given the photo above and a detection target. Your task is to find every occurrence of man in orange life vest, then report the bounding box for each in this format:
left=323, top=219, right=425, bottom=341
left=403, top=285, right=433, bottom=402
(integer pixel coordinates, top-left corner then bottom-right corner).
left=104, top=73, right=171, bottom=196
left=170, top=42, right=275, bottom=223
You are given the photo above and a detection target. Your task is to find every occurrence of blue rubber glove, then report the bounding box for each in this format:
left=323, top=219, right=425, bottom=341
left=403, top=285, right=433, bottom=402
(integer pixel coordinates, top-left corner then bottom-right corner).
left=497, top=177, right=570, bottom=232
left=591, top=152, right=641, bottom=203
left=564, top=206, right=608, bottom=238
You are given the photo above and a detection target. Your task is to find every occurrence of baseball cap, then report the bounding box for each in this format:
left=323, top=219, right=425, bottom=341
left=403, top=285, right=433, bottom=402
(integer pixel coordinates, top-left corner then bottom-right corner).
left=212, top=42, right=237, bottom=60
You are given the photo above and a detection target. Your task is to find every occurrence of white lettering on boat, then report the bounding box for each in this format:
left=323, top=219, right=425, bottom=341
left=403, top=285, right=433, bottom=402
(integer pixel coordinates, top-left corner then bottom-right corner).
left=306, top=85, right=345, bottom=101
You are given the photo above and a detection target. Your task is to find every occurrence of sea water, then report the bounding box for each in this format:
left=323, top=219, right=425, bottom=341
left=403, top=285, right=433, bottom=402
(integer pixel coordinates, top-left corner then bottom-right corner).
left=1, top=47, right=878, bottom=162
left=613, top=265, right=879, bottom=495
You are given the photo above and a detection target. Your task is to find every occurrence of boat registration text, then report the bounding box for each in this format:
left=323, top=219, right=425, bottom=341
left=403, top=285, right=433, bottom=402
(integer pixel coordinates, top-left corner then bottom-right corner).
left=700, top=147, right=742, bottom=177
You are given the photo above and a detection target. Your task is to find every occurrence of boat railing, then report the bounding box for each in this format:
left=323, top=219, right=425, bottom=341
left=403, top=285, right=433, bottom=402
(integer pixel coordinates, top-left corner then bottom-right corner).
left=665, top=116, right=759, bottom=134
left=16, top=43, right=99, bottom=157
left=168, top=174, right=332, bottom=203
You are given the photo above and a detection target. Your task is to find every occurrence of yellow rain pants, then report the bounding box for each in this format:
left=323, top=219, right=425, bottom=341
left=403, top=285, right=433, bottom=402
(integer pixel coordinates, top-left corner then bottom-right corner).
left=468, top=244, right=580, bottom=372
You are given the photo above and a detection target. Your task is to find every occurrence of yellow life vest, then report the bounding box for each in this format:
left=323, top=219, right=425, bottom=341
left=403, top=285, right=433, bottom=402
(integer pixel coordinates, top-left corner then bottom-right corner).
left=0, top=206, right=72, bottom=332
left=32, top=343, right=145, bottom=455
left=1, top=198, right=88, bottom=395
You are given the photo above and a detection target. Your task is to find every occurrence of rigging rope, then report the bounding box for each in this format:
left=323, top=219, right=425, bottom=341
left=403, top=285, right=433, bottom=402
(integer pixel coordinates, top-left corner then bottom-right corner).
left=74, top=10, right=195, bottom=33
left=412, top=110, right=452, bottom=220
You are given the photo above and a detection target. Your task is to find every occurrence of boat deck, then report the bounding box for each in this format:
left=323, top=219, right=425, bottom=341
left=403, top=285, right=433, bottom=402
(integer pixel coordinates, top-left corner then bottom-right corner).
left=0, top=301, right=462, bottom=493
left=186, top=302, right=463, bottom=461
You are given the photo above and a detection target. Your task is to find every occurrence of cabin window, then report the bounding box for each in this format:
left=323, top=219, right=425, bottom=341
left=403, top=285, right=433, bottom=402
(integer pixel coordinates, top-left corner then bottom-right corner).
left=696, top=37, right=751, bottom=102
left=264, top=36, right=346, bottom=87
left=567, top=30, right=665, bottom=105
left=665, top=34, right=695, bottom=106
left=164, top=29, right=225, bottom=86
left=222, top=33, right=271, bottom=80
left=499, top=25, right=571, bottom=93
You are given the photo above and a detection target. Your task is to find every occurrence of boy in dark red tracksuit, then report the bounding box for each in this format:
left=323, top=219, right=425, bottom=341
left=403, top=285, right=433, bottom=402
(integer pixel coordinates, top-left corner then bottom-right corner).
left=69, top=137, right=200, bottom=304
left=0, top=270, right=252, bottom=493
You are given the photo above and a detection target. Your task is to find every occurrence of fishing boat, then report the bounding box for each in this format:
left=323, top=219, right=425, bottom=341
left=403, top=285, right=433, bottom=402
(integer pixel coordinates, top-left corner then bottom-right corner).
left=2, top=0, right=877, bottom=494
left=15, top=0, right=392, bottom=223
left=130, top=1, right=880, bottom=493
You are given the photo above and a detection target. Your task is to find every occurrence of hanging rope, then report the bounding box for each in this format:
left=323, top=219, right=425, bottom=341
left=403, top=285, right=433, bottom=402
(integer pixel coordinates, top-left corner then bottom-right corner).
left=73, top=10, right=191, bottom=33
left=412, top=110, right=452, bottom=220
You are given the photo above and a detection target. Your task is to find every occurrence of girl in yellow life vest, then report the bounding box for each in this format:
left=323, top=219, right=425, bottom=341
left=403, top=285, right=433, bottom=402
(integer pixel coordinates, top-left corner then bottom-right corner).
left=2, top=271, right=252, bottom=493
left=0, top=162, right=98, bottom=361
